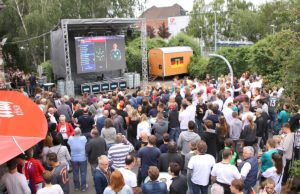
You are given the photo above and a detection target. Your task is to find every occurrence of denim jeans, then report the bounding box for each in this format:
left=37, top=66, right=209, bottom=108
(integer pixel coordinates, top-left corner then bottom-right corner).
left=282, top=159, right=291, bottom=184
left=90, top=163, right=97, bottom=177
left=269, top=110, right=277, bottom=132
left=169, top=127, right=180, bottom=142
left=243, top=188, right=251, bottom=194
left=72, top=160, right=87, bottom=190
left=29, top=85, right=36, bottom=97
left=35, top=182, right=43, bottom=192
left=195, top=118, right=204, bottom=134
left=191, top=182, right=208, bottom=194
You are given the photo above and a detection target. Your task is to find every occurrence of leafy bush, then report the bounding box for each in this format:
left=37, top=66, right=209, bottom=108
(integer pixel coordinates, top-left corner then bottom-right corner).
left=125, top=37, right=167, bottom=73
left=207, top=46, right=251, bottom=78
left=188, top=56, right=209, bottom=79
left=40, top=60, right=53, bottom=82
left=249, top=30, right=300, bottom=85
left=291, top=160, right=300, bottom=177
left=168, top=33, right=201, bottom=56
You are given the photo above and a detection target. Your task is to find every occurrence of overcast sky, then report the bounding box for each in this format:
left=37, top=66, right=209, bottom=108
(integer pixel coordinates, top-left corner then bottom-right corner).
left=143, top=0, right=271, bottom=13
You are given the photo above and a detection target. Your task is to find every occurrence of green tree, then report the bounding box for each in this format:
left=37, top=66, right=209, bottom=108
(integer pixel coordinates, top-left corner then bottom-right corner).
left=0, top=0, right=138, bottom=70
left=125, top=37, right=167, bottom=73
left=168, top=33, right=200, bottom=56
left=147, top=25, right=155, bottom=38
left=249, top=30, right=300, bottom=84
left=188, top=56, right=209, bottom=79
left=283, top=47, right=300, bottom=104
left=207, top=46, right=251, bottom=78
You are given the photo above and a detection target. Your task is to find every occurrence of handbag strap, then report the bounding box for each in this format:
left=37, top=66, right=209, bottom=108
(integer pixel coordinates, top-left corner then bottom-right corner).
left=56, top=145, right=62, bottom=155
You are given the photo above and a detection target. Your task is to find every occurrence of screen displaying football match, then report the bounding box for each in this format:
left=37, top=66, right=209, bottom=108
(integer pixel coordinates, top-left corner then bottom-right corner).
left=75, top=36, right=126, bottom=74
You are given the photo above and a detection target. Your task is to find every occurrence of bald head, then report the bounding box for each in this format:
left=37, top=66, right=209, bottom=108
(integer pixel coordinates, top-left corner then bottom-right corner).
left=110, top=109, right=116, bottom=116
left=103, top=110, right=109, bottom=117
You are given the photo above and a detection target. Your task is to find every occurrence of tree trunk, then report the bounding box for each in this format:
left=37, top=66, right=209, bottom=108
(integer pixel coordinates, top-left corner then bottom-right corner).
left=14, top=0, right=27, bottom=35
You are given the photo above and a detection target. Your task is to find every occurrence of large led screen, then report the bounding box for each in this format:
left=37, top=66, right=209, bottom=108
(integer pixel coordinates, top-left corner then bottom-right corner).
left=75, top=36, right=126, bottom=74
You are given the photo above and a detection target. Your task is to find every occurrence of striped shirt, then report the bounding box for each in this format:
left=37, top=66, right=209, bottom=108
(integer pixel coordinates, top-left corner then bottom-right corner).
left=108, top=143, right=134, bottom=169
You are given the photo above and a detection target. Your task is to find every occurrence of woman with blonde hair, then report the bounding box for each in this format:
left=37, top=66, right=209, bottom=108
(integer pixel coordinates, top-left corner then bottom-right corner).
left=167, top=96, right=177, bottom=110
left=136, top=114, right=150, bottom=140
left=258, top=178, right=276, bottom=194
left=127, top=109, right=140, bottom=146
left=103, top=171, right=133, bottom=194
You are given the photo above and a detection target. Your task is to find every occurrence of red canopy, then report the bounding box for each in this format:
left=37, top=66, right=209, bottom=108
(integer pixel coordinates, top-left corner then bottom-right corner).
left=0, top=91, right=47, bottom=165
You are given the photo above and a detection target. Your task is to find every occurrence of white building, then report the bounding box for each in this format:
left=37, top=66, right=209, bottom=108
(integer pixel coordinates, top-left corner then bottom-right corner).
left=168, top=16, right=190, bottom=37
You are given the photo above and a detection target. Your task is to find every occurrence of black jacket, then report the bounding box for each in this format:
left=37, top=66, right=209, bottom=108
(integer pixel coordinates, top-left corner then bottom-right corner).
left=158, top=152, right=184, bottom=172
left=86, top=136, right=107, bottom=164
left=256, top=116, right=266, bottom=137
left=169, top=110, right=180, bottom=128
left=201, top=131, right=217, bottom=158
left=175, top=94, right=183, bottom=109
left=170, top=175, right=188, bottom=194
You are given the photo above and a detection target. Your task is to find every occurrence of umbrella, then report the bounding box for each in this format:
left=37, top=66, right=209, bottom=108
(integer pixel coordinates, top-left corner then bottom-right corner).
left=0, top=91, right=47, bottom=165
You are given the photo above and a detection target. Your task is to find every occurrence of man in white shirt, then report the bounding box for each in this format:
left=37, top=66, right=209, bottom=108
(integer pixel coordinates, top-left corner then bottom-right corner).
left=212, top=93, right=224, bottom=111
left=188, top=141, right=215, bottom=194
left=47, top=107, right=58, bottom=124
left=211, top=149, right=241, bottom=194
left=37, top=170, right=64, bottom=194
left=191, top=84, right=200, bottom=105
left=0, top=158, right=31, bottom=194
left=278, top=123, right=295, bottom=185
left=223, top=102, right=234, bottom=125
left=199, top=81, right=208, bottom=102
left=223, top=91, right=233, bottom=110
left=179, top=102, right=190, bottom=131
left=118, top=155, right=139, bottom=193
left=186, top=97, right=196, bottom=123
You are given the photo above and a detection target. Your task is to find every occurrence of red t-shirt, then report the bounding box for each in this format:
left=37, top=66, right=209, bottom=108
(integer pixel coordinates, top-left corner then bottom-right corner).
left=25, top=158, right=45, bottom=184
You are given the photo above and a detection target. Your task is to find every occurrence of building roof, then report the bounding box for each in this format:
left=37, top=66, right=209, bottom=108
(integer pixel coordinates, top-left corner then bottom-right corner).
left=0, top=0, right=5, bottom=11
left=140, top=4, right=186, bottom=19
left=158, top=46, right=193, bottom=53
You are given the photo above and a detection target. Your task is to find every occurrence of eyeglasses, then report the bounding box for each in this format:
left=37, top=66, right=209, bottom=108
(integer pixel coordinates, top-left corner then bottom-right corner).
left=266, top=186, right=275, bottom=190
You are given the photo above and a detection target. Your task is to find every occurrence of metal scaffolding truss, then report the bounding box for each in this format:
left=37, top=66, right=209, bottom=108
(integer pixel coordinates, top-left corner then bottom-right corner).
left=60, top=18, right=148, bottom=96
left=140, top=19, right=148, bottom=86
left=61, top=20, right=74, bottom=96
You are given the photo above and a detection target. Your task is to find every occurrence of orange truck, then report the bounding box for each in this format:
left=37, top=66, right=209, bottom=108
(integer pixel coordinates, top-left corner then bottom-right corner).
left=148, top=46, right=193, bottom=77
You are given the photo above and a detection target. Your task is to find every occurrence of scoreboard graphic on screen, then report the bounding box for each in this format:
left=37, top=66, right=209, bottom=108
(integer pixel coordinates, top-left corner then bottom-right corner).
left=75, top=36, right=126, bottom=74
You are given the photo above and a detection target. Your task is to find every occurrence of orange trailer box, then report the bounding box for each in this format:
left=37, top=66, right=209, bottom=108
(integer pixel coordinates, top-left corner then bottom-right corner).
left=148, top=46, right=193, bottom=77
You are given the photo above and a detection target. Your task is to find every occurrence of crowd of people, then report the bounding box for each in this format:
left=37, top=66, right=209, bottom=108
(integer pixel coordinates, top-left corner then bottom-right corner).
left=1, top=71, right=300, bottom=194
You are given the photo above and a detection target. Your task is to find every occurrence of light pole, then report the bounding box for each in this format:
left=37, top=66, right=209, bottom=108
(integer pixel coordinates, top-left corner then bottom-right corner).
left=200, top=26, right=203, bottom=40
left=199, top=26, right=204, bottom=55
left=214, top=11, right=217, bottom=52
left=209, top=54, right=234, bottom=97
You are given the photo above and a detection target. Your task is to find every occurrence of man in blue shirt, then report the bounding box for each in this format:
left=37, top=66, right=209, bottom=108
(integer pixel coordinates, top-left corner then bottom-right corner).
left=137, top=135, right=161, bottom=185
left=67, top=127, right=87, bottom=191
